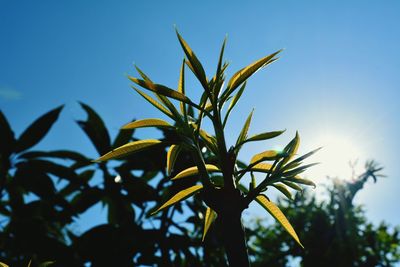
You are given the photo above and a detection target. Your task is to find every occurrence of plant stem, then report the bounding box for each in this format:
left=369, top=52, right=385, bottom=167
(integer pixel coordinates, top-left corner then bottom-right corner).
left=218, top=211, right=250, bottom=267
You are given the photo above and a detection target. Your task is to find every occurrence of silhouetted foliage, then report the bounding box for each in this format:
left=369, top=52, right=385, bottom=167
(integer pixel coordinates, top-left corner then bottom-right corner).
left=0, top=104, right=219, bottom=267
left=1, top=105, right=399, bottom=266
left=248, top=162, right=400, bottom=267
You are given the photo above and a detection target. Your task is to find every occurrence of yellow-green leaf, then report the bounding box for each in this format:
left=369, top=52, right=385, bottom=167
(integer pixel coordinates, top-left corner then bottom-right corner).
left=283, top=163, right=319, bottom=178
left=282, top=181, right=303, bottom=192
left=235, top=110, right=254, bottom=148
left=286, top=177, right=316, bottom=188
left=223, top=82, right=246, bottom=127
left=249, top=163, right=274, bottom=173
left=226, top=49, right=282, bottom=94
left=202, top=206, right=217, bottom=241
left=272, top=183, right=292, bottom=200
left=176, top=31, right=208, bottom=90
left=178, top=59, right=186, bottom=116
left=167, top=144, right=181, bottom=175
left=281, top=131, right=300, bottom=165
left=171, top=164, right=220, bottom=180
left=94, top=139, right=162, bottom=162
left=122, top=118, right=173, bottom=130
left=245, top=130, right=285, bottom=143
left=133, top=87, right=174, bottom=118
left=0, top=262, right=9, bottom=267
left=152, top=184, right=203, bottom=215
left=129, top=76, right=192, bottom=104
left=256, top=194, right=303, bottom=248
left=283, top=147, right=322, bottom=171
left=199, top=129, right=218, bottom=154
left=250, top=150, right=281, bottom=164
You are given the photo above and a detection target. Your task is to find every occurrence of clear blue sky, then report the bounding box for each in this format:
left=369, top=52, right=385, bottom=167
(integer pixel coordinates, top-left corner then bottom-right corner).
left=1, top=0, right=400, bottom=231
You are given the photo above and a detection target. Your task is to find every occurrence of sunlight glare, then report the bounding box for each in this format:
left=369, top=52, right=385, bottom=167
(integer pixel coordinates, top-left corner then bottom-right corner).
left=308, top=133, right=365, bottom=181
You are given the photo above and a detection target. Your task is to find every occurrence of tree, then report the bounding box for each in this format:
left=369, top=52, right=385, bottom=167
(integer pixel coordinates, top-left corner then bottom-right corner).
left=0, top=104, right=215, bottom=266
left=95, top=31, right=319, bottom=266
left=248, top=161, right=400, bottom=267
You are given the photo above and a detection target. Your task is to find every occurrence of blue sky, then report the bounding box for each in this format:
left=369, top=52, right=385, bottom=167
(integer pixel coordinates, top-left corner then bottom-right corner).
left=1, top=0, right=400, bottom=231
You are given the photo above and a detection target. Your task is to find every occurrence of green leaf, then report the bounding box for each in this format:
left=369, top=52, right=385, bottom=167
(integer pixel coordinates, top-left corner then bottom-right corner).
left=282, top=181, right=303, bottom=192
left=133, top=87, right=174, bottom=118
left=178, top=59, right=187, bottom=117
left=244, top=130, right=285, bottom=143
left=167, top=144, right=181, bottom=175
left=202, top=206, right=217, bottom=241
left=151, top=184, right=203, bottom=215
left=77, top=103, right=111, bottom=155
left=129, top=76, right=192, bottom=104
left=176, top=30, right=209, bottom=91
left=235, top=110, right=254, bottom=148
left=226, top=49, right=282, bottom=95
left=286, top=177, right=316, bottom=188
left=171, top=164, right=220, bottom=180
left=248, top=163, right=274, bottom=173
left=213, top=37, right=227, bottom=98
left=283, top=147, right=322, bottom=171
left=256, top=194, right=303, bottom=248
left=272, top=183, right=292, bottom=200
left=283, top=163, right=319, bottom=178
left=250, top=150, right=281, bottom=165
left=281, top=131, right=300, bottom=166
left=94, top=139, right=162, bottom=162
left=15, top=105, right=63, bottom=153
left=122, top=118, right=173, bottom=130
left=199, top=129, right=218, bottom=155
left=18, top=150, right=90, bottom=163
left=223, top=82, right=246, bottom=127
left=112, top=122, right=135, bottom=149
left=0, top=110, right=15, bottom=155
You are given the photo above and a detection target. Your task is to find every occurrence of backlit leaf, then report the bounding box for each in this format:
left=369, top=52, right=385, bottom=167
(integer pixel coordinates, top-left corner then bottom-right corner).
left=223, top=82, right=246, bottom=127
left=178, top=59, right=187, bottom=117
left=256, top=194, right=303, bottom=248
left=286, top=177, right=316, bottom=188
left=202, top=206, right=217, bottom=241
left=250, top=150, right=281, bottom=164
left=171, top=164, right=220, bottom=180
left=283, top=147, right=322, bottom=171
left=249, top=163, right=274, bottom=173
left=281, top=131, right=300, bottom=165
left=226, top=49, right=282, bottom=95
left=167, top=144, right=181, bottom=175
left=245, top=130, right=285, bottom=143
left=152, top=184, right=203, bottom=215
left=282, top=181, right=303, bottom=192
left=0, top=261, right=9, bottom=267
left=272, top=183, right=292, bottom=200
left=176, top=31, right=209, bottom=91
left=235, top=110, right=254, bottom=148
left=133, top=87, right=174, bottom=118
left=129, top=76, right=192, bottom=104
left=283, top=163, right=319, bottom=178
left=122, top=118, right=173, bottom=130
left=94, top=139, right=162, bottom=162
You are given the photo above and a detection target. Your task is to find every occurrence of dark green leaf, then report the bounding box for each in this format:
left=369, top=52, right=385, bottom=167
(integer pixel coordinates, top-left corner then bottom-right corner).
left=77, top=103, right=111, bottom=155
left=0, top=110, right=16, bottom=155
left=15, top=105, right=63, bottom=153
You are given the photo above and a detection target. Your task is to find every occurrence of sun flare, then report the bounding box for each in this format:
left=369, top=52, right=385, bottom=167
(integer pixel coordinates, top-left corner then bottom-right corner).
left=307, top=133, right=365, bottom=181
